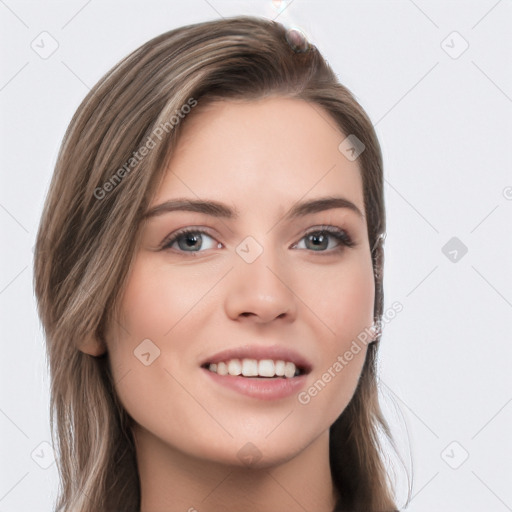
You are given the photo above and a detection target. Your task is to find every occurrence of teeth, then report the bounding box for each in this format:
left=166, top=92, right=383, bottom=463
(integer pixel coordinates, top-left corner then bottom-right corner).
left=207, top=358, right=300, bottom=378
left=227, top=359, right=242, bottom=376
left=242, top=359, right=258, bottom=377
left=275, top=360, right=285, bottom=376
left=217, top=361, right=228, bottom=376
left=258, top=359, right=275, bottom=377
left=284, top=362, right=296, bottom=379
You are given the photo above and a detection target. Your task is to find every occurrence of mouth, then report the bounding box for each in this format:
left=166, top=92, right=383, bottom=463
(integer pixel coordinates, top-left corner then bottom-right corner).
left=201, top=358, right=310, bottom=378
left=199, top=345, right=312, bottom=400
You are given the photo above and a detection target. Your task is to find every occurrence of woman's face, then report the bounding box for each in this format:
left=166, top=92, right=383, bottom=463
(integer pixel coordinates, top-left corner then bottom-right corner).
left=105, top=96, right=375, bottom=467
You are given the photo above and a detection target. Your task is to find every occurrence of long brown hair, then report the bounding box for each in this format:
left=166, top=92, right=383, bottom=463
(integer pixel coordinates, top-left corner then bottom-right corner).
left=34, top=15, right=402, bottom=511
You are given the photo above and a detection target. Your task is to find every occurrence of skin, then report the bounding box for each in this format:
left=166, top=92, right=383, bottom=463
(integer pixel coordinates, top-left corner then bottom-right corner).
left=81, top=97, right=376, bottom=512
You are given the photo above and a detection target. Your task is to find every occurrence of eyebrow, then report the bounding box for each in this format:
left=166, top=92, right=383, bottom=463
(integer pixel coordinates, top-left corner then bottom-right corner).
left=143, top=196, right=364, bottom=221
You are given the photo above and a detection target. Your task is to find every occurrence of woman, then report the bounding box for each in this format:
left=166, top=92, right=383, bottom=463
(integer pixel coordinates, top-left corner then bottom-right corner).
left=34, top=15, right=401, bottom=512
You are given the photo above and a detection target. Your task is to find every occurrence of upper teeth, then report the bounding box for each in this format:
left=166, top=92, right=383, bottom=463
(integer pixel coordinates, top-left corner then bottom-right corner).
left=208, top=359, right=299, bottom=378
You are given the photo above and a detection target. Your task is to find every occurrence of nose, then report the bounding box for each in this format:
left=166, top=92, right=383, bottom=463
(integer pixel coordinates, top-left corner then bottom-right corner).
left=224, top=244, right=298, bottom=324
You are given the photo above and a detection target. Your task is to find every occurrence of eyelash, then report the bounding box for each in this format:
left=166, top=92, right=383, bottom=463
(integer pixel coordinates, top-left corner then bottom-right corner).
left=160, top=225, right=355, bottom=255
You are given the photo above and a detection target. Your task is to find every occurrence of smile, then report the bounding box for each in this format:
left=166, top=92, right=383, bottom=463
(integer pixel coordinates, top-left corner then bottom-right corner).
left=203, top=358, right=305, bottom=378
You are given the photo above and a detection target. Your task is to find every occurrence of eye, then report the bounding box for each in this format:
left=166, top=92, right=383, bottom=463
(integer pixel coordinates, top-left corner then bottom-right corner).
left=161, top=228, right=221, bottom=253
left=293, top=225, right=355, bottom=252
left=160, top=225, right=355, bottom=255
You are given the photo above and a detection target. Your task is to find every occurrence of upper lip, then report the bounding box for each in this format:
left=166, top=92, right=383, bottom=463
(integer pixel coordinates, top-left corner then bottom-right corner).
left=200, top=344, right=313, bottom=373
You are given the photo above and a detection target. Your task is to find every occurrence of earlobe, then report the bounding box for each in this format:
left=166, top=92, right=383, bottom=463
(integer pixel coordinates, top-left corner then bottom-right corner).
left=78, top=335, right=107, bottom=356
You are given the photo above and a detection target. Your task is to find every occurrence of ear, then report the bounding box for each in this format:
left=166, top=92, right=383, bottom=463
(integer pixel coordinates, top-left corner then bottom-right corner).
left=77, top=335, right=107, bottom=357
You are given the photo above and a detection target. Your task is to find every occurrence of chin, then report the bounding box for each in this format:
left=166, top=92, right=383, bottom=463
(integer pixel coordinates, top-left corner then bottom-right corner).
left=198, top=430, right=316, bottom=469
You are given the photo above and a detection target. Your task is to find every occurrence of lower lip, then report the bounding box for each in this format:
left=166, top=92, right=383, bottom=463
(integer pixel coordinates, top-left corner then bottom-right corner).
left=201, top=368, right=308, bottom=400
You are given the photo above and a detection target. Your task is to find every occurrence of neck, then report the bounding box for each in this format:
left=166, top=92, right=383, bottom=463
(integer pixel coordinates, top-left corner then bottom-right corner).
left=134, top=426, right=338, bottom=512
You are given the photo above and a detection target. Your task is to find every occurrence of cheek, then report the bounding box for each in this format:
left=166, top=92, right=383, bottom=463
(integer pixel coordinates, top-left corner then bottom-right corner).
left=294, top=255, right=375, bottom=420
left=297, top=253, right=375, bottom=338
left=119, top=259, right=199, bottom=339
left=105, top=255, right=227, bottom=440
left=110, top=255, right=221, bottom=361
left=104, top=258, right=188, bottom=405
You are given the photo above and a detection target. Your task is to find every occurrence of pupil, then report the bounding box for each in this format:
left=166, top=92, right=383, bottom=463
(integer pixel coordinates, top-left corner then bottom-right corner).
left=309, top=233, right=327, bottom=250
left=180, top=233, right=201, bottom=251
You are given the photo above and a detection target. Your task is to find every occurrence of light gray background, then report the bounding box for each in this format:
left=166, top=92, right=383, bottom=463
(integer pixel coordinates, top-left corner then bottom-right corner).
left=1, top=1, right=511, bottom=510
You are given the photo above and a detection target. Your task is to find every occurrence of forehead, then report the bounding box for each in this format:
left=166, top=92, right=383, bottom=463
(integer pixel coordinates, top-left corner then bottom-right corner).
left=152, top=97, right=364, bottom=215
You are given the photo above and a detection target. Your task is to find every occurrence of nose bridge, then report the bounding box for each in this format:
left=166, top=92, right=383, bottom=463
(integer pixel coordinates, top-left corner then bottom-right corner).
left=225, top=233, right=297, bottom=322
